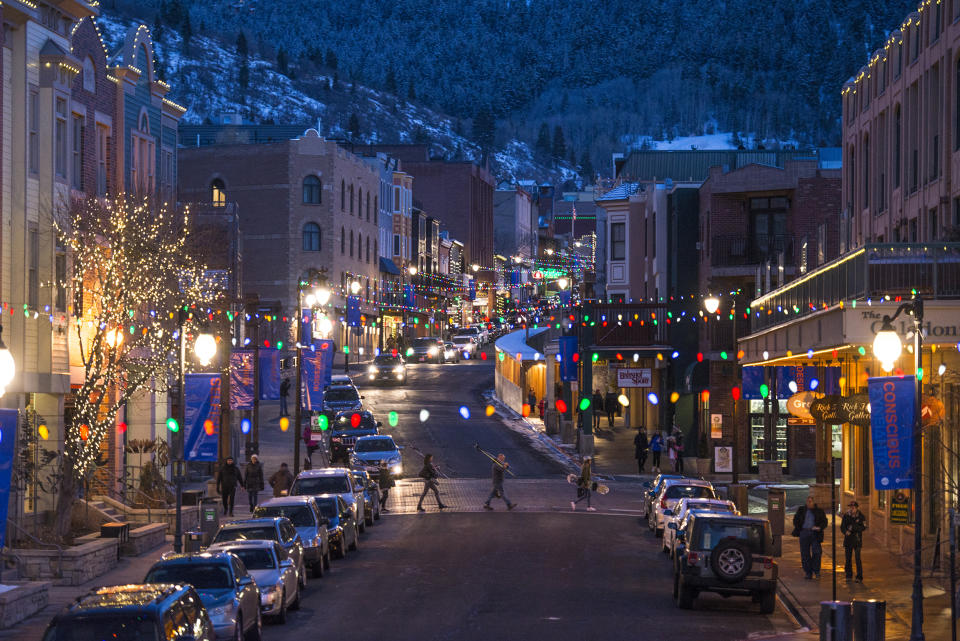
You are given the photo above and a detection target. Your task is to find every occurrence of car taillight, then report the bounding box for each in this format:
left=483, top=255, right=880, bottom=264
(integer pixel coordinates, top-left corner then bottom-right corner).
left=661, top=498, right=668, bottom=509
left=762, top=556, right=773, bottom=569
left=687, top=552, right=700, bottom=565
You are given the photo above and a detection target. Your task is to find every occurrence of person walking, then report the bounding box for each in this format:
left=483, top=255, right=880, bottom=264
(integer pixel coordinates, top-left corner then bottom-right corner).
left=269, top=462, right=295, bottom=497
left=792, top=495, right=828, bottom=579
left=378, top=461, right=395, bottom=512
left=634, top=428, right=649, bottom=474
left=672, top=432, right=685, bottom=473
left=243, top=455, right=264, bottom=512
left=216, top=456, right=243, bottom=517
left=840, top=500, right=867, bottom=582
left=604, top=389, right=618, bottom=428
left=416, top=454, right=447, bottom=511
left=527, top=388, right=537, bottom=414
left=590, top=389, right=604, bottom=430
left=571, top=456, right=596, bottom=511
left=650, top=432, right=663, bottom=472
left=279, top=377, right=291, bottom=418
left=482, top=454, right=516, bottom=511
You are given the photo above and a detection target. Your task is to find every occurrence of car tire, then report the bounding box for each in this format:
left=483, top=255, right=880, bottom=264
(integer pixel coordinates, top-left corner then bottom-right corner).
left=365, top=511, right=374, bottom=526
left=672, top=571, right=679, bottom=600
left=760, top=590, right=776, bottom=614
left=323, top=550, right=331, bottom=569
left=275, top=590, right=287, bottom=625
left=359, top=518, right=367, bottom=533
left=298, top=564, right=307, bottom=591
left=334, top=541, right=346, bottom=559
left=655, top=528, right=663, bottom=538
left=348, top=530, right=359, bottom=551
left=311, top=560, right=324, bottom=579
left=374, top=505, right=381, bottom=521
left=710, top=539, right=753, bottom=584
left=676, top=581, right=695, bottom=610
left=234, top=617, right=243, bottom=641
left=289, top=585, right=301, bottom=611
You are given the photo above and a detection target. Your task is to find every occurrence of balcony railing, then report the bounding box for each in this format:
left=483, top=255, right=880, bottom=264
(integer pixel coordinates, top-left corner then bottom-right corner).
left=591, top=303, right=669, bottom=347
left=749, top=243, right=960, bottom=332
left=712, top=234, right=797, bottom=268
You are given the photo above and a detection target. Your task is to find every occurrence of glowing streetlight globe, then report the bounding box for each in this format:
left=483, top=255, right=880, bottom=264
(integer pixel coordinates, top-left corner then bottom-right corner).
left=557, top=278, right=569, bottom=290
left=873, top=321, right=902, bottom=372
left=408, top=266, right=418, bottom=276
left=194, top=332, right=217, bottom=366
left=350, top=281, right=361, bottom=295
left=703, top=296, right=721, bottom=315
left=316, top=288, right=331, bottom=305
left=318, top=316, right=334, bottom=336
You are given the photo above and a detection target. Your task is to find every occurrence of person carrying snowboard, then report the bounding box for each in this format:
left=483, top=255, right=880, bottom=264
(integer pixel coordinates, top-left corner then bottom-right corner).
left=571, top=456, right=597, bottom=512
left=482, top=453, right=516, bottom=511
left=416, top=454, right=447, bottom=511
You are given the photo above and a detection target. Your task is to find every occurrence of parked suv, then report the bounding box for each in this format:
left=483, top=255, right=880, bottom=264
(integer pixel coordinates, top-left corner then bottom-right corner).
left=43, top=583, right=214, bottom=641
left=290, top=467, right=367, bottom=532
left=144, top=552, right=261, bottom=640
left=648, top=478, right=715, bottom=537
left=210, top=517, right=306, bottom=592
left=673, top=512, right=778, bottom=613
left=253, top=496, right=331, bottom=578
left=207, top=540, right=300, bottom=624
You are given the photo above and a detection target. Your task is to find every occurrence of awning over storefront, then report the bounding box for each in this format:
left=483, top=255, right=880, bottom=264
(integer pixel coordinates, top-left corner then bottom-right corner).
left=379, top=257, right=402, bottom=275
left=495, top=328, right=548, bottom=360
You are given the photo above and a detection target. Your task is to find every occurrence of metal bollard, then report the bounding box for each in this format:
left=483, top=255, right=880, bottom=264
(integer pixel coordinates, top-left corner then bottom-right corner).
left=852, top=599, right=885, bottom=641
left=820, top=601, right=852, bottom=641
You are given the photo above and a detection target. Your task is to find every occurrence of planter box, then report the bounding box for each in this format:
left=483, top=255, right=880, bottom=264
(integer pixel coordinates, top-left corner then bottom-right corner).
left=122, top=523, right=168, bottom=556
left=0, top=582, right=50, bottom=629
left=11, top=538, right=119, bottom=586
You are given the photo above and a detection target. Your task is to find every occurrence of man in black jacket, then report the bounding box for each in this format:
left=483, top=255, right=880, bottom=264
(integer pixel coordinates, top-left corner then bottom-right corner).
left=378, top=461, right=396, bottom=512
left=279, top=378, right=291, bottom=418
left=482, top=453, right=515, bottom=511
left=792, top=495, right=828, bottom=579
left=840, top=501, right=867, bottom=582
left=634, top=428, right=649, bottom=474
left=217, top=456, right=244, bottom=516
left=243, top=455, right=264, bottom=512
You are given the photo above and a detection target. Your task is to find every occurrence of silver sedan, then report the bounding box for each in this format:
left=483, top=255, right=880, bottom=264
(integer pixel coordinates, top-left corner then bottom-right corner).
left=208, top=540, right=300, bottom=624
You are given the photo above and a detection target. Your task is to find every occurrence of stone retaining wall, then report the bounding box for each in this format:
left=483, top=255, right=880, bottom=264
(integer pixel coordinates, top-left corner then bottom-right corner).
left=11, top=538, right=118, bottom=586
left=0, top=582, right=50, bottom=629
left=122, top=523, right=168, bottom=556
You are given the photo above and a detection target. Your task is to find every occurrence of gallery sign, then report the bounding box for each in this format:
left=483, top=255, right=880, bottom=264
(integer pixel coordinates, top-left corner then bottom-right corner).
left=786, top=391, right=822, bottom=420
left=617, top=368, right=652, bottom=388
left=845, top=302, right=960, bottom=344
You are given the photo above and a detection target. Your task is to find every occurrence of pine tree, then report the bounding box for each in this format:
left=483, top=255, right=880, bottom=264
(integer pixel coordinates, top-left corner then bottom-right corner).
left=348, top=112, right=361, bottom=140
left=152, top=14, right=164, bottom=43
left=237, top=33, right=249, bottom=94
left=277, top=47, right=288, bottom=74
left=535, top=123, right=551, bottom=157
left=181, top=12, right=192, bottom=54
left=552, top=125, right=566, bottom=159
left=325, top=49, right=338, bottom=70
left=385, top=66, right=397, bottom=94
left=579, top=150, right=594, bottom=181
left=407, top=80, right=416, bottom=102
left=473, top=106, right=495, bottom=151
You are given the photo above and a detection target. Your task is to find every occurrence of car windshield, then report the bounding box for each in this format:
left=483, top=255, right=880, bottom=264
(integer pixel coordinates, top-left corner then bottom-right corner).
left=254, top=505, right=315, bottom=527
left=315, top=499, right=339, bottom=519
left=374, top=355, right=400, bottom=365
left=683, top=501, right=732, bottom=516
left=695, top=521, right=767, bottom=553
left=213, top=526, right=278, bottom=543
left=355, top=438, right=396, bottom=452
left=44, top=615, right=159, bottom=641
left=413, top=338, right=436, bottom=348
left=664, top=485, right=715, bottom=500
left=227, top=548, right=276, bottom=570
left=145, top=564, right=233, bottom=590
left=293, top=476, right=351, bottom=495
left=453, top=337, right=471, bottom=344
left=324, top=387, right=359, bottom=402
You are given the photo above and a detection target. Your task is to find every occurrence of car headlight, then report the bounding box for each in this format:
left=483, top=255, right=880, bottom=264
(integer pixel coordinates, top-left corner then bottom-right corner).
left=368, top=365, right=378, bottom=374
left=210, top=601, right=236, bottom=617
left=261, top=585, right=280, bottom=604
left=393, top=365, right=404, bottom=374
left=428, top=347, right=437, bottom=355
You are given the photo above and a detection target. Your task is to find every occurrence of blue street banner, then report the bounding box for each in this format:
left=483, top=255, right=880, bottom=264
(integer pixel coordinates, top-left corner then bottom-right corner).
left=259, top=348, right=280, bottom=400
left=867, top=376, right=915, bottom=490
left=404, top=285, right=415, bottom=307
left=229, top=350, right=255, bottom=410
left=558, top=290, right=571, bottom=306
left=347, top=296, right=361, bottom=327
left=558, top=335, right=579, bottom=382
left=313, top=339, right=335, bottom=384
left=185, top=373, right=221, bottom=461
left=468, top=280, right=477, bottom=301
left=301, top=352, right=325, bottom=411
left=0, top=409, right=17, bottom=550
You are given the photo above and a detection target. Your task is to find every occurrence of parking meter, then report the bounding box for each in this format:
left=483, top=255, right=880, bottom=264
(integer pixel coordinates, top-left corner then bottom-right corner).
left=767, top=488, right=786, bottom=557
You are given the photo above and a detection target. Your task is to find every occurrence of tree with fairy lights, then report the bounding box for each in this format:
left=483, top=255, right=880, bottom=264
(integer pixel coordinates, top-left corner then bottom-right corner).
left=52, top=196, right=217, bottom=542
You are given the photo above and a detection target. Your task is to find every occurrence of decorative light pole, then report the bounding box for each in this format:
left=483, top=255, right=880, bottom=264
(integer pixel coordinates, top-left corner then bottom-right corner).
left=173, top=312, right=217, bottom=554
left=294, top=284, right=329, bottom=476
left=703, top=293, right=740, bottom=484
left=872, top=297, right=924, bottom=641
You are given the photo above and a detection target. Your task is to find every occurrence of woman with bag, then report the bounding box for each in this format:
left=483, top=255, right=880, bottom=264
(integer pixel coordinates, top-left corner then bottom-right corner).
left=571, top=456, right=597, bottom=512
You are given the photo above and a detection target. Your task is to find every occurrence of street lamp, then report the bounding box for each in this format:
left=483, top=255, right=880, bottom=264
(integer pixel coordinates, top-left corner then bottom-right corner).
left=872, top=297, right=925, bottom=641
left=194, top=332, right=217, bottom=366
left=471, top=264, right=480, bottom=273
left=104, top=327, right=124, bottom=350
left=703, top=293, right=740, bottom=484
left=0, top=324, right=15, bottom=397
left=557, top=277, right=569, bottom=290
left=703, top=295, right=721, bottom=315
left=408, top=266, right=417, bottom=276
left=350, top=281, right=361, bottom=295
left=545, top=248, right=554, bottom=256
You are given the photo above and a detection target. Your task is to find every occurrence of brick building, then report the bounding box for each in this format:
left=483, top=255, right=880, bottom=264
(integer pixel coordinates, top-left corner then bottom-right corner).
left=178, top=129, right=382, bottom=355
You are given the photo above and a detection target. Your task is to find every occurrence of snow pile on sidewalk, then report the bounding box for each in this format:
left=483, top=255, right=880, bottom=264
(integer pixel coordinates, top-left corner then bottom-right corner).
left=482, top=391, right=579, bottom=474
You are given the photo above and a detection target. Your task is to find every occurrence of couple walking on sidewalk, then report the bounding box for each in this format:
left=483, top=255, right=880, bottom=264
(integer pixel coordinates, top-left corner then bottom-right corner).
left=792, top=495, right=867, bottom=582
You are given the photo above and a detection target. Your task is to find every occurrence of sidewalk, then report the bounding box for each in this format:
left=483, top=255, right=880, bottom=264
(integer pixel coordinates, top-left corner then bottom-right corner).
left=774, top=516, right=951, bottom=641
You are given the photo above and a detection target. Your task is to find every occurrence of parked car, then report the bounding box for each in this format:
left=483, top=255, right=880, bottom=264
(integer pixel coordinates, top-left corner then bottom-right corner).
left=452, top=335, right=478, bottom=357
left=311, top=494, right=360, bottom=558
left=328, top=374, right=354, bottom=387
left=321, top=383, right=364, bottom=412
left=367, top=353, right=407, bottom=384
left=349, top=468, right=381, bottom=524
left=648, top=478, right=716, bottom=537
left=207, top=540, right=300, bottom=624
left=331, top=410, right=381, bottom=449
left=350, top=434, right=403, bottom=477
left=640, top=473, right=685, bottom=517
left=43, top=583, right=214, bottom=641
left=290, top=467, right=367, bottom=532
left=410, top=337, right=446, bottom=363
left=210, top=517, right=306, bottom=592
left=253, top=496, right=331, bottom=578
left=457, top=326, right=483, bottom=345
left=662, top=497, right=738, bottom=556
left=673, top=512, right=778, bottom=613
left=443, top=342, right=461, bottom=362
left=144, top=552, right=261, bottom=641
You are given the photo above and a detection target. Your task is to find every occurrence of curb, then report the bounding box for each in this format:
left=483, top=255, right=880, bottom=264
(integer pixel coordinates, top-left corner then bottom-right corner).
left=776, top=576, right=816, bottom=631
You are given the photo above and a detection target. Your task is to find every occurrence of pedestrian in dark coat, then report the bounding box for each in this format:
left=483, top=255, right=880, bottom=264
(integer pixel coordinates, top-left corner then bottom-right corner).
left=672, top=432, right=685, bottom=473
left=604, top=390, right=618, bottom=427
left=634, top=429, right=649, bottom=474
left=378, top=461, right=396, bottom=511
left=527, top=388, right=537, bottom=414
left=416, top=454, right=446, bottom=511
left=840, top=501, right=867, bottom=582
left=792, top=495, right=828, bottom=579
left=279, top=378, right=291, bottom=417
left=216, top=457, right=244, bottom=516
left=571, top=456, right=596, bottom=511
left=269, top=462, right=295, bottom=497
left=243, top=455, right=264, bottom=511
left=482, top=454, right=515, bottom=510
left=650, top=433, right=663, bottom=471
left=591, top=389, right=604, bottom=429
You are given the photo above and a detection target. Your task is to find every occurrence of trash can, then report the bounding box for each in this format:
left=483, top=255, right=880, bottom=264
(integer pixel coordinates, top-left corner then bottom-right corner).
left=184, top=531, right=204, bottom=554
left=852, top=599, right=885, bottom=641
left=820, top=601, right=852, bottom=641
left=199, top=497, right=221, bottom=546
left=767, top=488, right=786, bottom=556
left=181, top=489, right=204, bottom=506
